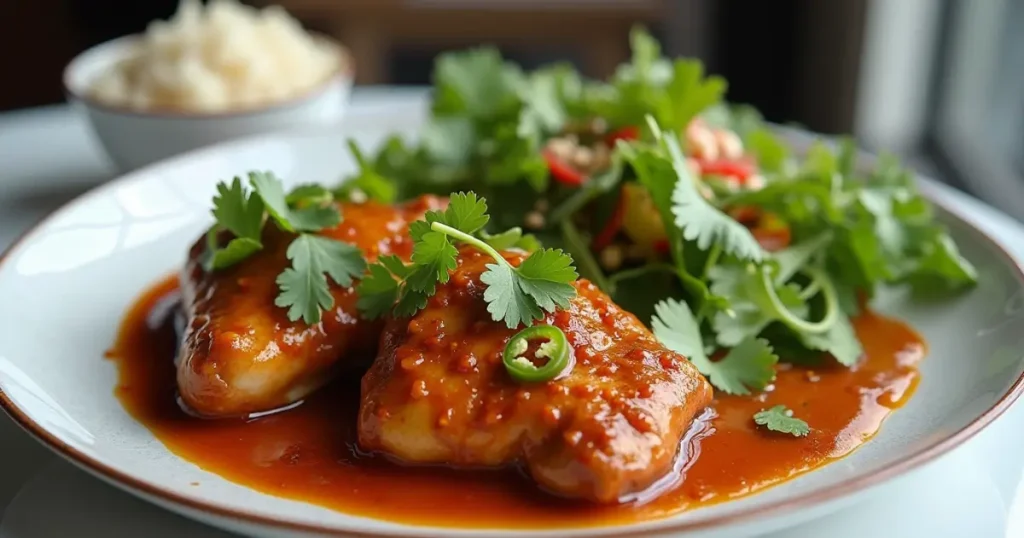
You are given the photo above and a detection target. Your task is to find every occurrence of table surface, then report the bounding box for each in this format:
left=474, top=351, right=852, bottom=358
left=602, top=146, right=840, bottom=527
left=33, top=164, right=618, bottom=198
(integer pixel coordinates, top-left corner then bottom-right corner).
left=2, top=89, right=1024, bottom=537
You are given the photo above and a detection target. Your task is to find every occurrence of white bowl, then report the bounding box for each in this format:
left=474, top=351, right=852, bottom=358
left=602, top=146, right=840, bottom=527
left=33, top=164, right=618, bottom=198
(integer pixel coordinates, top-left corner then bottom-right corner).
left=62, top=35, right=353, bottom=172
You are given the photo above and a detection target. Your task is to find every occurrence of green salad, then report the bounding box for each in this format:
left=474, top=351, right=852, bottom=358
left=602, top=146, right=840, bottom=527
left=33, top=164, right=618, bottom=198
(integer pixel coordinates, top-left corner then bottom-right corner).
left=203, top=28, right=977, bottom=435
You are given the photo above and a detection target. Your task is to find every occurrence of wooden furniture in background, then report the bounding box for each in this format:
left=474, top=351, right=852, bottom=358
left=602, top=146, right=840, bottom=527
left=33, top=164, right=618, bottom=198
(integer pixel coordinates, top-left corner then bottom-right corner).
left=0, top=2, right=81, bottom=111
left=262, top=0, right=668, bottom=84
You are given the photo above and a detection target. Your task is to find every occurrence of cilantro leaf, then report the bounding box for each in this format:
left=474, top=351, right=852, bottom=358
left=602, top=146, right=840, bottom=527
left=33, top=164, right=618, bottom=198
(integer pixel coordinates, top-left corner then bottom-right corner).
left=773, top=232, right=832, bottom=283
left=663, top=128, right=763, bottom=262
left=444, top=192, right=490, bottom=234
left=249, top=171, right=296, bottom=230
left=209, top=236, right=263, bottom=270
left=479, top=248, right=577, bottom=329
left=481, top=263, right=544, bottom=329
left=410, top=231, right=459, bottom=287
left=249, top=171, right=341, bottom=233
left=518, top=64, right=579, bottom=139
left=356, top=263, right=401, bottom=319
left=665, top=59, right=727, bottom=129
left=799, top=312, right=863, bottom=367
left=702, top=103, right=764, bottom=139
left=617, top=137, right=726, bottom=312
left=713, top=337, right=780, bottom=395
left=432, top=47, right=523, bottom=120
left=205, top=178, right=267, bottom=270
left=515, top=249, right=578, bottom=312
left=479, top=227, right=539, bottom=252
left=337, top=139, right=397, bottom=204
left=745, top=129, right=793, bottom=175
left=394, top=287, right=431, bottom=317
left=651, top=298, right=778, bottom=395
left=286, top=184, right=332, bottom=206
left=378, top=254, right=413, bottom=278
left=753, top=405, right=810, bottom=437
left=212, top=177, right=265, bottom=239
left=709, top=263, right=807, bottom=347
left=275, top=235, right=367, bottom=324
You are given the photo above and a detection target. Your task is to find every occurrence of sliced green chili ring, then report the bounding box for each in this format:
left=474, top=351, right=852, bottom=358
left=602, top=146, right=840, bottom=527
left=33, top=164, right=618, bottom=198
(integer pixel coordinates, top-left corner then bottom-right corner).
left=502, top=325, right=572, bottom=383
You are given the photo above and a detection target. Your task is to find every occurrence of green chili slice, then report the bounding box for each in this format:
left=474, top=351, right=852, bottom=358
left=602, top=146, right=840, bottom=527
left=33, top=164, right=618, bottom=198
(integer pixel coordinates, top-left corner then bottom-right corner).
left=502, top=325, right=572, bottom=383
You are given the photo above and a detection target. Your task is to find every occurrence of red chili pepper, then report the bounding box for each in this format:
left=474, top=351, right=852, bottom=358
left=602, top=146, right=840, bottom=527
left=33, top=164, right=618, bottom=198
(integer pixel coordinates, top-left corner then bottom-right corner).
left=728, top=205, right=761, bottom=225
left=606, top=125, right=640, bottom=145
left=753, top=226, right=792, bottom=252
left=544, top=150, right=586, bottom=186
left=592, top=190, right=626, bottom=251
left=695, top=158, right=756, bottom=181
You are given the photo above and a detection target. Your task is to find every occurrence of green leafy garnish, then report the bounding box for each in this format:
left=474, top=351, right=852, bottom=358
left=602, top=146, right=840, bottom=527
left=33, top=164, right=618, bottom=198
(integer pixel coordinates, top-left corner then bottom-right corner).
left=250, top=171, right=340, bottom=232
left=358, top=192, right=578, bottom=328
left=275, top=235, right=366, bottom=325
left=336, top=140, right=398, bottom=204
left=204, top=177, right=266, bottom=271
left=651, top=298, right=778, bottom=395
left=659, top=122, right=763, bottom=262
left=479, top=227, right=540, bottom=252
left=205, top=172, right=367, bottom=325
left=753, top=405, right=810, bottom=437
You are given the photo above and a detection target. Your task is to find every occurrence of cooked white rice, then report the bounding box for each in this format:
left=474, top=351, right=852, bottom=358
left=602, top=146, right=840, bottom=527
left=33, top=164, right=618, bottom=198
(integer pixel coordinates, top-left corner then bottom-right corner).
left=88, top=0, right=342, bottom=113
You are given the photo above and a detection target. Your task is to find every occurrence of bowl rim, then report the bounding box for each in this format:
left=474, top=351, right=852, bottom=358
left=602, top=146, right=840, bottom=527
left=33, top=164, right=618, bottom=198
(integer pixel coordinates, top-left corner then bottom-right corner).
left=63, top=32, right=354, bottom=120
left=1, top=124, right=1023, bottom=537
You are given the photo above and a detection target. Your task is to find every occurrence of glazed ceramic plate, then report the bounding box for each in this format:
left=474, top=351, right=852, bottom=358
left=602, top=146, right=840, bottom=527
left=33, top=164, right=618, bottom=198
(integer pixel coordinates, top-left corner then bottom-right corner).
left=1, top=109, right=1023, bottom=538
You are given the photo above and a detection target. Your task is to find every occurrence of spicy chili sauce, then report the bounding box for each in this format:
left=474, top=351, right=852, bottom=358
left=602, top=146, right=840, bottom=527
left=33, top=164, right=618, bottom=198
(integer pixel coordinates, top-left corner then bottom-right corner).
left=108, top=276, right=924, bottom=529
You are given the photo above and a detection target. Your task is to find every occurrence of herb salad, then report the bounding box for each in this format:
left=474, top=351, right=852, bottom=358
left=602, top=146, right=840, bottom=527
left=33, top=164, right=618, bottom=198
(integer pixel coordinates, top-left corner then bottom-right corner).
left=202, top=28, right=976, bottom=436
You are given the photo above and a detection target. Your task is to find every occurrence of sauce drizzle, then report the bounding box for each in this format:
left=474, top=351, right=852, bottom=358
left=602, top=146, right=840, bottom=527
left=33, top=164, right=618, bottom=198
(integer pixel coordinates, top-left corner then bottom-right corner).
left=109, top=276, right=924, bottom=529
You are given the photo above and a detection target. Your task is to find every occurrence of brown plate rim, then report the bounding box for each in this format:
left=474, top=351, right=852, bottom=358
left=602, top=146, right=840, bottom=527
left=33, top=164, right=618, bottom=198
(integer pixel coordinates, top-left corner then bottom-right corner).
left=0, top=134, right=1023, bottom=537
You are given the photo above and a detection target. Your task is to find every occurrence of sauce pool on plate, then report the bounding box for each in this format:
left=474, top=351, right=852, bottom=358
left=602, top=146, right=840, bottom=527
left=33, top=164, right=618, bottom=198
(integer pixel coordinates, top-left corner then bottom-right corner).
left=108, top=275, right=925, bottom=529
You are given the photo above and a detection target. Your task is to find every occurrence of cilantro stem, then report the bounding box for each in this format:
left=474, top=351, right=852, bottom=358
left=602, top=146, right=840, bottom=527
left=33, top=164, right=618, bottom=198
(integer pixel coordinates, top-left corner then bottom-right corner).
left=430, top=222, right=508, bottom=267
left=559, top=219, right=614, bottom=293
left=608, top=263, right=677, bottom=284
left=759, top=265, right=838, bottom=334
left=702, top=243, right=722, bottom=280
left=798, top=279, right=823, bottom=301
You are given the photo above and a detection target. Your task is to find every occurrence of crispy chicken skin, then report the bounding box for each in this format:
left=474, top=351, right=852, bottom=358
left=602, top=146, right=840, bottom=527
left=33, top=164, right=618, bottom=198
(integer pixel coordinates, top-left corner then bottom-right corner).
left=177, top=195, right=446, bottom=418
left=359, top=248, right=713, bottom=502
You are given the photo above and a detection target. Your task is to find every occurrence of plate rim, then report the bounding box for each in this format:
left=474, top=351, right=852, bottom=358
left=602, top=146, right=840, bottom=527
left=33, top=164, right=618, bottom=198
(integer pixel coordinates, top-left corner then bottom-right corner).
left=1, top=123, right=1024, bottom=537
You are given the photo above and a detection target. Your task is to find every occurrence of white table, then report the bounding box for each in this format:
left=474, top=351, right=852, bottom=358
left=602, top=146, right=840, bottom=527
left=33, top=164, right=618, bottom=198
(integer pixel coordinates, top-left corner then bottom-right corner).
left=1, top=90, right=1023, bottom=537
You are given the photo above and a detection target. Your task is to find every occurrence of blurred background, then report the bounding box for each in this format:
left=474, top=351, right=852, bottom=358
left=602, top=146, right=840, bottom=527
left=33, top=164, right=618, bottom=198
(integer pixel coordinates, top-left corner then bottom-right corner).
left=2, top=0, right=1022, bottom=219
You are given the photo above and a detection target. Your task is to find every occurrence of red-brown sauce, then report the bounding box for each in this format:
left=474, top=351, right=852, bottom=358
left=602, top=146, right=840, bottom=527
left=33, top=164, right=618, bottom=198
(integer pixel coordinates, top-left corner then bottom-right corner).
left=108, top=275, right=925, bottom=529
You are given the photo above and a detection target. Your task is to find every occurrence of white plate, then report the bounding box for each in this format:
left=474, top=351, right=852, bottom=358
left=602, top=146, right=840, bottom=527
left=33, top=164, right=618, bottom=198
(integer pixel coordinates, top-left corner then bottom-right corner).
left=1, top=113, right=1023, bottom=538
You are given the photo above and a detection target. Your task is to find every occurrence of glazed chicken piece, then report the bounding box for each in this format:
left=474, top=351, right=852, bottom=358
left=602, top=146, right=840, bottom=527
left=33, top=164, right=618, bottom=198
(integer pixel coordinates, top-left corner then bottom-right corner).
left=177, top=195, right=445, bottom=418
left=359, top=248, right=713, bottom=502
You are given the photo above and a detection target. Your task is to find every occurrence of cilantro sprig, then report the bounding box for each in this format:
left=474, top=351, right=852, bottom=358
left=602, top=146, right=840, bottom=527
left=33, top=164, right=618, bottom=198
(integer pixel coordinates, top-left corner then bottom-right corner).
left=357, top=192, right=578, bottom=328
left=204, top=172, right=366, bottom=325
left=754, top=406, right=810, bottom=437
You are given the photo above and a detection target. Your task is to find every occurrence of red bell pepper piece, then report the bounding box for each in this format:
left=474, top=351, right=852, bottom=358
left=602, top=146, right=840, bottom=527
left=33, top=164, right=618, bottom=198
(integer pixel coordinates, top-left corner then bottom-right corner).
left=544, top=150, right=586, bottom=186
left=728, top=205, right=761, bottom=225
left=606, top=125, right=640, bottom=145
left=753, top=226, right=792, bottom=252
left=694, top=158, right=756, bottom=181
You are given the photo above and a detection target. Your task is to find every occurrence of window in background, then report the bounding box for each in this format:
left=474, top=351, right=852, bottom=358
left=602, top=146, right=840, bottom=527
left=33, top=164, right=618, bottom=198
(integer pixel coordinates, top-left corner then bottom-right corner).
left=929, top=0, right=1024, bottom=219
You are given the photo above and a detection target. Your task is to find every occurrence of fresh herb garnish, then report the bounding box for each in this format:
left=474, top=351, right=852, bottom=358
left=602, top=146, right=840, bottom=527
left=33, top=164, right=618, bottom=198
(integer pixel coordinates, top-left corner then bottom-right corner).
left=651, top=298, right=778, bottom=395
left=205, top=172, right=366, bottom=325
left=357, top=192, right=578, bottom=328
left=205, top=177, right=266, bottom=271
left=275, top=234, right=365, bottom=324
left=753, top=405, right=810, bottom=437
